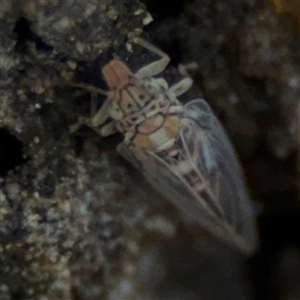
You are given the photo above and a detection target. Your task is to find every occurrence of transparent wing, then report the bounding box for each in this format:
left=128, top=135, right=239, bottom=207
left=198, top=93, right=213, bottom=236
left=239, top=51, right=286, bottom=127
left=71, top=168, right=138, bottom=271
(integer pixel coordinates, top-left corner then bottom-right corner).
left=117, top=99, right=258, bottom=254
left=181, top=99, right=258, bottom=253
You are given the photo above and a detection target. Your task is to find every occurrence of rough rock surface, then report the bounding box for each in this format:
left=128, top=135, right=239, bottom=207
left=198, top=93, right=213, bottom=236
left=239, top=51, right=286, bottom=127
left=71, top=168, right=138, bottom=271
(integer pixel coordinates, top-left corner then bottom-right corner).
left=0, top=0, right=299, bottom=299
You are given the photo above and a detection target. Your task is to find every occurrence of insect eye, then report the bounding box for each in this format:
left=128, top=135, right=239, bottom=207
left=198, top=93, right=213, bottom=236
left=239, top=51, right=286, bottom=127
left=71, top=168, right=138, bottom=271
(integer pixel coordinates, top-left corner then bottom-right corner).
left=139, top=95, right=144, bottom=100
left=127, top=103, right=132, bottom=109
left=131, top=117, right=138, bottom=122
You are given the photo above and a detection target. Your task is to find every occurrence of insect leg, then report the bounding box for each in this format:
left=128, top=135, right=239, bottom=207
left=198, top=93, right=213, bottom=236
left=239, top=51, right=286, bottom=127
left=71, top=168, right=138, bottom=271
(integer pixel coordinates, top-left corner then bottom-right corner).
left=169, top=78, right=193, bottom=97
left=169, top=63, right=198, bottom=96
left=178, top=62, right=198, bottom=75
left=69, top=116, right=88, bottom=133
left=62, top=79, right=111, bottom=130
left=133, top=37, right=171, bottom=79
left=90, top=92, right=98, bottom=117
left=91, top=97, right=112, bottom=127
left=100, top=121, right=117, bottom=137
left=69, top=91, right=112, bottom=136
left=69, top=91, right=98, bottom=133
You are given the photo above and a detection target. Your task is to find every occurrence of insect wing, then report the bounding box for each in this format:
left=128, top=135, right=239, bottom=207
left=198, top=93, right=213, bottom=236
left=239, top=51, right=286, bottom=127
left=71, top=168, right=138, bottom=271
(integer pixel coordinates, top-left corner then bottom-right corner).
left=117, top=99, right=258, bottom=254
left=181, top=99, right=258, bottom=253
left=117, top=141, right=224, bottom=237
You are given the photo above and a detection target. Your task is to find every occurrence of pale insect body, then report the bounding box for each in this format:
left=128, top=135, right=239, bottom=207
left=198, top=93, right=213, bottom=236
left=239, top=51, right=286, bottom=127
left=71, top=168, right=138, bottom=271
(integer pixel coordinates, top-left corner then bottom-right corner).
left=72, top=38, right=258, bottom=255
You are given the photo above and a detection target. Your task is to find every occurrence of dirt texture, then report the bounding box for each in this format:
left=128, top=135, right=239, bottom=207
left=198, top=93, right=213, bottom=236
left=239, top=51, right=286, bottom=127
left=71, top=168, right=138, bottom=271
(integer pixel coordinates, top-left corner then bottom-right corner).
left=0, top=0, right=299, bottom=299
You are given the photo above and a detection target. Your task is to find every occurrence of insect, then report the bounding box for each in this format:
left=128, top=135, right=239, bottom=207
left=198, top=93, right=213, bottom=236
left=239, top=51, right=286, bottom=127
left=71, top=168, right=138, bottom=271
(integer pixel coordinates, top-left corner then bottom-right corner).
left=70, top=37, right=258, bottom=255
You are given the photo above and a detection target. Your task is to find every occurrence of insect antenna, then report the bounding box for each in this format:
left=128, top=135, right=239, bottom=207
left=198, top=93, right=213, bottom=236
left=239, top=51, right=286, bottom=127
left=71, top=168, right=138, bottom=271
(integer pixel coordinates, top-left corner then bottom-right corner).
left=59, top=81, right=108, bottom=96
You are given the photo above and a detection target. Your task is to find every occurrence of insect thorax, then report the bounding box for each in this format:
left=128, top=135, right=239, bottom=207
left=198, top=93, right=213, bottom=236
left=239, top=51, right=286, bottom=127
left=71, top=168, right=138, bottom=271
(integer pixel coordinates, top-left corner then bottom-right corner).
left=112, top=77, right=182, bottom=152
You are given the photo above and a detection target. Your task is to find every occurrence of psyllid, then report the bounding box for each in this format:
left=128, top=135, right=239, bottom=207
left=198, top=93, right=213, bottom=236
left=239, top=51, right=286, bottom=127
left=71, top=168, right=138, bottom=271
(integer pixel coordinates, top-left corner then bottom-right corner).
left=68, top=37, right=258, bottom=255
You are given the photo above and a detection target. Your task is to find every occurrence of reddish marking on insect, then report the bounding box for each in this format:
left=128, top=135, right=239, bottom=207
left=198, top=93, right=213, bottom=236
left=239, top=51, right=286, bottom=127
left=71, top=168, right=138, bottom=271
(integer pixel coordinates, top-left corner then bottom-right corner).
left=163, top=115, right=180, bottom=138
left=138, top=115, right=164, bottom=134
left=102, top=60, right=132, bottom=89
